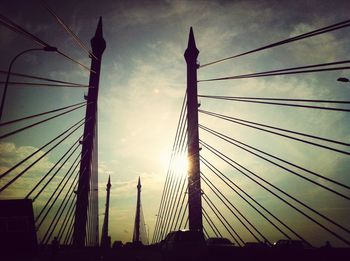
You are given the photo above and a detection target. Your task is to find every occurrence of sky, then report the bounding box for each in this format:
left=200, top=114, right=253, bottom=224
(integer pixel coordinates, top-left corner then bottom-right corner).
left=0, top=0, right=350, bottom=247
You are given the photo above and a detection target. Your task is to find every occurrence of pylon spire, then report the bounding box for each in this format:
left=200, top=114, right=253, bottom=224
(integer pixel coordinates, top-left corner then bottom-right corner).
left=187, top=27, right=197, bottom=49
left=184, top=27, right=199, bottom=63
left=107, top=175, right=111, bottom=188
left=95, top=17, right=103, bottom=38
left=137, top=176, right=141, bottom=189
left=101, top=176, right=111, bottom=249
left=91, top=16, right=106, bottom=57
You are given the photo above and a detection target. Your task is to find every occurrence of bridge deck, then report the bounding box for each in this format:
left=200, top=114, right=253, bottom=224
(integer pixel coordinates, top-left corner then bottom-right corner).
left=6, top=246, right=349, bottom=261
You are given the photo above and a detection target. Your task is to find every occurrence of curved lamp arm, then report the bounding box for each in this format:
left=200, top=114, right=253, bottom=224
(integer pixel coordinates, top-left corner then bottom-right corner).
left=0, top=46, right=57, bottom=121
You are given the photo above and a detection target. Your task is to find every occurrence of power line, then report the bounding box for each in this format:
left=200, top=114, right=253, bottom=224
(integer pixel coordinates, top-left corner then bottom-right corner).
left=200, top=19, right=350, bottom=68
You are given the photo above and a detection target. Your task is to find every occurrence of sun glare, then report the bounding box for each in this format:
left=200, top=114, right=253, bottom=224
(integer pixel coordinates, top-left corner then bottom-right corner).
left=172, top=154, right=189, bottom=173
left=160, top=151, right=189, bottom=174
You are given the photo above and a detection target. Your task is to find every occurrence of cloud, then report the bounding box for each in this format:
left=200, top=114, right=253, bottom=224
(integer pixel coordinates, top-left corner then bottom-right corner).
left=0, top=141, right=80, bottom=205
left=0, top=142, right=53, bottom=177
left=0, top=144, right=45, bottom=200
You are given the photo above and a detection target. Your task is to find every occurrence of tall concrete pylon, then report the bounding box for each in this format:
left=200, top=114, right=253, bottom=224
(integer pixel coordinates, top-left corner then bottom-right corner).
left=73, top=17, right=106, bottom=247
left=184, top=27, right=203, bottom=232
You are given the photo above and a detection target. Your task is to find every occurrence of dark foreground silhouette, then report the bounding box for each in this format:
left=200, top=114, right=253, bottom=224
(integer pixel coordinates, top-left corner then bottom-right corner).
left=4, top=243, right=350, bottom=261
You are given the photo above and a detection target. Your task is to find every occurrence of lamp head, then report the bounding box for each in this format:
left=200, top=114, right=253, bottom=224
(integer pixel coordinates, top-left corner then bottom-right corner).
left=43, top=46, right=58, bottom=52
left=337, top=77, right=349, bottom=83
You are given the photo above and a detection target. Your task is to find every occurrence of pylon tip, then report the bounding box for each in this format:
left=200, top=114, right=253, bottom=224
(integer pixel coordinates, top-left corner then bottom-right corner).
left=95, top=16, right=103, bottom=38
left=187, top=26, right=197, bottom=50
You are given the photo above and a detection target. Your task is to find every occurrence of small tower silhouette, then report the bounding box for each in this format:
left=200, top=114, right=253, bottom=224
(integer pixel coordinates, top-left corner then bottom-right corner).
left=101, top=176, right=111, bottom=249
left=133, top=177, right=142, bottom=244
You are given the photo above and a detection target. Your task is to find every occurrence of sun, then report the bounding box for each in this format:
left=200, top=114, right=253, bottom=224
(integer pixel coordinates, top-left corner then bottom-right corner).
left=172, top=154, right=189, bottom=174
left=159, top=151, right=188, bottom=174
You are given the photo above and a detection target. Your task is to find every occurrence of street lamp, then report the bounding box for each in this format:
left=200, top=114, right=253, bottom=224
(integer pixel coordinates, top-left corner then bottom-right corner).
left=337, top=77, right=350, bottom=83
left=0, top=46, right=57, bottom=122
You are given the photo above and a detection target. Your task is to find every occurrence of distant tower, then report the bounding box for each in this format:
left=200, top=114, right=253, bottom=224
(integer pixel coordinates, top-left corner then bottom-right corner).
left=132, top=177, right=149, bottom=244
left=100, top=176, right=111, bottom=249
left=133, top=177, right=142, bottom=243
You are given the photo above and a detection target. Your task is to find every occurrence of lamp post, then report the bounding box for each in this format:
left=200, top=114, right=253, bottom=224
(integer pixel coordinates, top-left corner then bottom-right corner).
left=337, top=77, right=350, bottom=83
left=0, top=46, right=57, bottom=122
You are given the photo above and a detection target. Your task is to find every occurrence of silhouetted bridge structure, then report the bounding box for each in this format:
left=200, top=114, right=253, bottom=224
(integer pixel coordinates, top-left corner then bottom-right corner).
left=0, top=3, right=350, bottom=260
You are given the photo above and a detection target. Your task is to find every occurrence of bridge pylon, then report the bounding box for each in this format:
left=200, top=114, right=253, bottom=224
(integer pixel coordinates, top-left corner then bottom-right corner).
left=72, top=17, right=106, bottom=247
left=100, top=176, right=111, bottom=249
left=133, top=177, right=142, bottom=243
left=184, top=27, right=203, bottom=232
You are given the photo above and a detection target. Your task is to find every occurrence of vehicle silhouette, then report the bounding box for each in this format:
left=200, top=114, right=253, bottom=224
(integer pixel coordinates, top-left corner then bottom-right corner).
left=161, top=230, right=206, bottom=261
